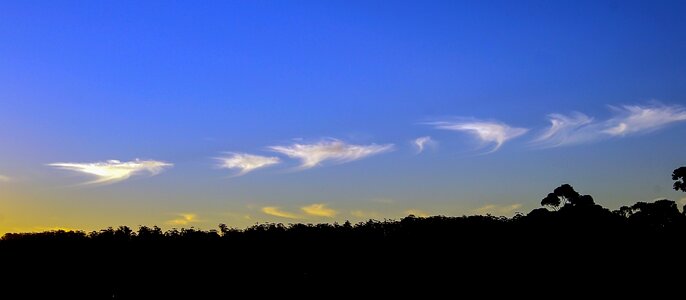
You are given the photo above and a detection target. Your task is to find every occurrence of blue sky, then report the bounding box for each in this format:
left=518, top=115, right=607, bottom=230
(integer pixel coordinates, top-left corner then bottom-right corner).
left=0, top=1, right=685, bottom=232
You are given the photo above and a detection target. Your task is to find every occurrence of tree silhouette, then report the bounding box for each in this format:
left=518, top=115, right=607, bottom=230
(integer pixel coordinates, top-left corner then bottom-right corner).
left=614, top=206, right=633, bottom=218
left=673, top=167, right=686, bottom=192
left=540, top=184, right=581, bottom=210
left=574, top=194, right=595, bottom=207
left=541, top=193, right=561, bottom=210
left=629, top=199, right=683, bottom=229
left=553, top=184, right=580, bottom=206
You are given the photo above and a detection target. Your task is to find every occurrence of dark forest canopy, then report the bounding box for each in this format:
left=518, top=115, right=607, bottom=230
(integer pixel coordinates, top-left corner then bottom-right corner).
left=3, top=167, right=684, bottom=241
left=3, top=182, right=686, bottom=242
left=1, top=168, right=684, bottom=297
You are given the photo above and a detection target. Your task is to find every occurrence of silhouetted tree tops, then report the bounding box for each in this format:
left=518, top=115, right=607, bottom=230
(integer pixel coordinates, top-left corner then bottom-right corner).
left=540, top=183, right=595, bottom=210
left=541, top=193, right=561, bottom=210
left=3, top=183, right=684, bottom=243
left=3, top=170, right=686, bottom=297
left=553, top=184, right=580, bottom=204
left=534, top=183, right=686, bottom=228
left=674, top=166, right=686, bottom=192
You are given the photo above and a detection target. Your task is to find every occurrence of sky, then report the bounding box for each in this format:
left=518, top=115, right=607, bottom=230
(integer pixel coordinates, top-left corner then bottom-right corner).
left=1, top=0, right=686, bottom=234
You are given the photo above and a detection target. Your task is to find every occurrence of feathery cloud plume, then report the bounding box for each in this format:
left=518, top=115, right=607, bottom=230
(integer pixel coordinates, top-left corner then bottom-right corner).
left=48, top=159, right=172, bottom=185
left=216, top=153, right=280, bottom=176
left=0, top=175, right=10, bottom=182
left=413, top=136, right=436, bottom=154
left=474, top=204, right=522, bottom=216
left=431, top=120, right=528, bottom=153
left=301, top=203, right=337, bottom=217
left=261, top=206, right=299, bottom=219
left=166, top=213, right=198, bottom=226
left=533, top=113, right=595, bottom=146
left=536, top=104, right=686, bottom=147
left=603, top=104, right=686, bottom=136
left=269, top=139, right=394, bottom=169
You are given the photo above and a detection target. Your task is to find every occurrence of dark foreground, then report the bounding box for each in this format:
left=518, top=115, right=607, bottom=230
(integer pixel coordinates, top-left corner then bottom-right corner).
left=2, top=201, right=686, bottom=298
left=5, top=179, right=686, bottom=298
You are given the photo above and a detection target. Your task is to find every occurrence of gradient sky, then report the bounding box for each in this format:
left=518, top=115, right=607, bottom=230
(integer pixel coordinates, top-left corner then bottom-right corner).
left=1, top=0, right=686, bottom=234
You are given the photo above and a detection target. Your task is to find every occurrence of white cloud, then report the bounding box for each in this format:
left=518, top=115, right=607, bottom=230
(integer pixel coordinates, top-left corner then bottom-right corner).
left=413, top=136, right=436, bottom=154
left=0, top=175, right=10, bottom=182
left=261, top=206, right=299, bottom=219
left=301, top=203, right=337, bottom=217
left=474, top=204, right=523, bottom=216
left=603, top=104, right=686, bottom=136
left=679, top=197, right=686, bottom=206
left=166, top=213, right=198, bottom=226
left=533, top=113, right=595, bottom=147
left=431, top=120, right=528, bottom=153
left=48, top=159, right=172, bottom=185
left=536, top=104, right=686, bottom=147
left=216, top=153, right=280, bottom=176
left=269, top=139, right=394, bottom=169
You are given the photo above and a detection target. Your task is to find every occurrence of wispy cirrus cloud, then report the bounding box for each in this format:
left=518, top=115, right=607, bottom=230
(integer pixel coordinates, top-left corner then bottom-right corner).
left=216, top=153, right=280, bottom=176
left=48, top=159, right=172, bottom=185
left=603, top=104, right=686, bottom=136
left=535, top=104, right=686, bottom=147
left=301, top=203, right=337, bottom=217
left=413, top=136, right=436, bottom=154
left=0, top=175, right=10, bottom=182
left=261, top=206, right=299, bottom=219
left=269, top=139, right=394, bottom=169
left=430, top=120, right=528, bottom=153
left=533, top=113, right=595, bottom=146
left=474, top=204, right=522, bottom=216
left=166, top=213, right=198, bottom=226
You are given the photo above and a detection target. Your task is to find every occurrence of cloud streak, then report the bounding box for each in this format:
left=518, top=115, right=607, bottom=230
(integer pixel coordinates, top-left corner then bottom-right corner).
left=262, top=206, right=299, bottom=219
left=431, top=120, right=528, bottom=153
left=48, top=159, right=172, bottom=185
left=269, top=139, right=393, bottom=169
left=350, top=210, right=382, bottom=219
left=0, top=175, right=10, bottom=182
left=413, top=136, right=435, bottom=154
left=166, top=213, right=198, bottom=226
left=533, top=113, right=595, bottom=146
left=216, top=153, right=280, bottom=176
left=301, top=203, right=337, bottom=217
left=536, top=104, right=686, bottom=147
left=604, top=104, right=686, bottom=136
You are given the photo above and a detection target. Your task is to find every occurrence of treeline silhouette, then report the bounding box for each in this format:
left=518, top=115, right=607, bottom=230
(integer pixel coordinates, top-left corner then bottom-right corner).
left=2, top=167, right=686, bottom=297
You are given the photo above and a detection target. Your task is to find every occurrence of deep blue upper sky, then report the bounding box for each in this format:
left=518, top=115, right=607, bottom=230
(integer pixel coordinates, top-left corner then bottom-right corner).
left=0, top=1, right=685, bottom=231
